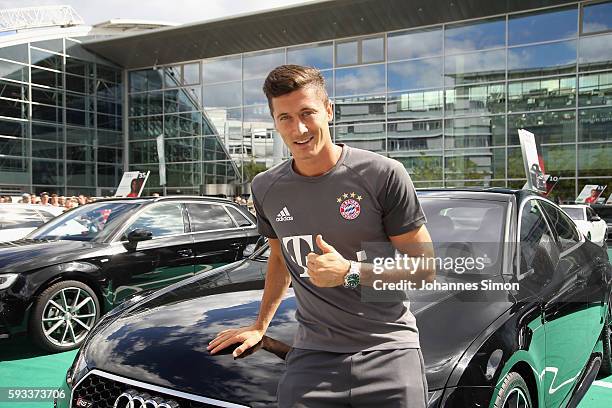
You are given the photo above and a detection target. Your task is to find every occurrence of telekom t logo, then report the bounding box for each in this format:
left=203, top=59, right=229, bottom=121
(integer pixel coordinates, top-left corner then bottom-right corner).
left=281, top=235, right=313, bottom=277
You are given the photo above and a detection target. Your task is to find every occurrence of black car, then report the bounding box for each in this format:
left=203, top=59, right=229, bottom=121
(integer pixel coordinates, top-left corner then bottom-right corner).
left=0, top=196, right=259, bottom=352
left=56, top=189, right=612, bottom=408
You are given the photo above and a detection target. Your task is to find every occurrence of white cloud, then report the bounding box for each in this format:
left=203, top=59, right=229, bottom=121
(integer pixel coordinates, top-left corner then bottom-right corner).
left=0, top=0, right=310, bottom=25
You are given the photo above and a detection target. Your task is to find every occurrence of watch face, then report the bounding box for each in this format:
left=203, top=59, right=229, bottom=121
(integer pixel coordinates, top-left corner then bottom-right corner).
left=345, top=273, right=360, bottom=289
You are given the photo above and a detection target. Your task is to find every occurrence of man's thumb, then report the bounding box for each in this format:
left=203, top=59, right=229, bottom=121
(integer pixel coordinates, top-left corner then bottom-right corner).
left=316, top=234, right=335, bottom=254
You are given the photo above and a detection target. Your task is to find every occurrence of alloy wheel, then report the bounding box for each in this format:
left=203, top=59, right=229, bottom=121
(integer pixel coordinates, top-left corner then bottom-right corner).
left=502, top=387, right=530, bottom=408
left=41, top=287, right=97, bottom=347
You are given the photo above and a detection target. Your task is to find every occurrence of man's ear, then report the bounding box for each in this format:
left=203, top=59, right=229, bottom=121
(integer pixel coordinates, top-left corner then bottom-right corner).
left=326, top=99, right=333, bottom=123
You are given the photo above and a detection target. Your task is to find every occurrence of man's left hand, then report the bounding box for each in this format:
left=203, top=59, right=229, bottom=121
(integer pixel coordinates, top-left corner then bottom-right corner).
left=306, top=235, right=350, bottom=287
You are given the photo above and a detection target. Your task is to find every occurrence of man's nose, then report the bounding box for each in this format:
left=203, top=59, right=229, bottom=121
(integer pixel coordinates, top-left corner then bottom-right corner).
left=296, top=120, right=308, bottom=135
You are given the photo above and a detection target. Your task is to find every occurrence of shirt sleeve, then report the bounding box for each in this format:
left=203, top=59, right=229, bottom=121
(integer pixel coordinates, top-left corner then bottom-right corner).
left=252, top=188, right=277, bottom=239
left=380, top=161, right=426, bottom=236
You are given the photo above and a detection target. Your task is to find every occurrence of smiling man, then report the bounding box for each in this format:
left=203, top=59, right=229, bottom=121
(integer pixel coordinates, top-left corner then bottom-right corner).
left=208, top=65, right=434, bottom=407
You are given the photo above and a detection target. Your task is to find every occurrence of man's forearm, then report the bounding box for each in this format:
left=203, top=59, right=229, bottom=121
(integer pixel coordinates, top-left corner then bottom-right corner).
left=254, top=255, right=292, bottom=332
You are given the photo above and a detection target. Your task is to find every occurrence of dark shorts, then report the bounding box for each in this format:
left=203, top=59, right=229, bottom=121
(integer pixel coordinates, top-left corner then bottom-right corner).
left=277, top=348, right=428, bottom=408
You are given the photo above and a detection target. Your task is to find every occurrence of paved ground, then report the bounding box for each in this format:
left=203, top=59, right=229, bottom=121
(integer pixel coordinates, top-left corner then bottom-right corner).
left=1, top=248, right=611, bottom=407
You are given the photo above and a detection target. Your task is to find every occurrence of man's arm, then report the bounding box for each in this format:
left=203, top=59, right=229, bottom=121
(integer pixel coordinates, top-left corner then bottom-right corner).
left=307, top=225, right=435, bottom=288
left=207, top=238, right=291, bottom=357
left=361, top=224, right=435, bottom=286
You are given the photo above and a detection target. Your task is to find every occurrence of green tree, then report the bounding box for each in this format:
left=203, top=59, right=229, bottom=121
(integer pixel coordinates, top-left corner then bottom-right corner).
left=242, top=160, right=267, bottom=182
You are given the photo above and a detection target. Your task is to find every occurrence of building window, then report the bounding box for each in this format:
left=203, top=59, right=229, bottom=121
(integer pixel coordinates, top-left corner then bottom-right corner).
left=582, top=0, right=612, bottom=34
left=335, top=35, right=385, bottom=67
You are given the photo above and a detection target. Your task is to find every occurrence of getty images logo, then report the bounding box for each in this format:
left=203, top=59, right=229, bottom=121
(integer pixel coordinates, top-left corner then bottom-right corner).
left=276, top=206, right=293, bottom=222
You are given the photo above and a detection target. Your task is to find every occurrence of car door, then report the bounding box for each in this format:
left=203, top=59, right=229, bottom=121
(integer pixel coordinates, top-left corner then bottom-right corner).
left=185, top=202, right=249, bottom=275
left=538, top=201, right=598, bottom=407
left=106, top=201, right=195, bottom=305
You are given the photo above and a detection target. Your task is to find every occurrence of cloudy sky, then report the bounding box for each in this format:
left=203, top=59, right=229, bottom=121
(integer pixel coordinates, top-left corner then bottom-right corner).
left=0, top=0, right=311, bottom=25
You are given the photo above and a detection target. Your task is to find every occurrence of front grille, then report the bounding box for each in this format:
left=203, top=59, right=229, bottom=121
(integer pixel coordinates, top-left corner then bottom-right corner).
left=72, top=372, right=236, bottom=408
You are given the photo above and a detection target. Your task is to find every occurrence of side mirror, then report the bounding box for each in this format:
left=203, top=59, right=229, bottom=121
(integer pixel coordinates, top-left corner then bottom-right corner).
left=127, top=228, right=153, bottom=242
left=591, top=215, right=601, bottom=222
left=124, top=229, right=152, bottom=250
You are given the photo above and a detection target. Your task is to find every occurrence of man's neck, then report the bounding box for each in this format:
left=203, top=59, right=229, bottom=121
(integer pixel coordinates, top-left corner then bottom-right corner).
left=293, top=144, right=343, bottom=177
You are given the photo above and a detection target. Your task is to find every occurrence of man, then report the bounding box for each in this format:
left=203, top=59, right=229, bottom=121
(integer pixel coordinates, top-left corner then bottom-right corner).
left=20, top=193, right=31, bottom=204
left=40, top=192, right=50, bottom=206
left=50, top=193, right=59, bottom=206
left=584, top=188, right=600, bottom=204
left=208, top=65, right=434, bottom=407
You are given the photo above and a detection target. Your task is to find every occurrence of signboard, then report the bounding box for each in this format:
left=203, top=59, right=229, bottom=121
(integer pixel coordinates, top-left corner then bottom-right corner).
left=114, top=171, right=150, bottom=198
left=156, top=134, right=166, bottom=187
left=518, top=129, right=547, bottom=193
left=545, top=175, right=560, bottom=196
left=576, top=184, right=607, bottom=204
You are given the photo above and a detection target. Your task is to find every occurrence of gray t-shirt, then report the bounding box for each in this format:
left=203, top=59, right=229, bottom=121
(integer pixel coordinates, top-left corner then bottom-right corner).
left=251, top=144, right=426, bottom=353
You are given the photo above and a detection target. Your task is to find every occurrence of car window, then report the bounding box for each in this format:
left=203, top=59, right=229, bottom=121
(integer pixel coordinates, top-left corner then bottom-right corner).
left=125, top=202, right=185, bottom=238
left=561, top=207, right=584, bottom=221
left=419, top=198, right=506, bottom=276
left=226, top=205, right=253, bottom=227
left=586, top=207, right=597, bottom=220
left=186, top=203, right=235, bottom=232
left=541, top=201, right=581, bottom=251
left=0, top=208, right=43, bottom=229
left=519, top=200, right=558, bottom=289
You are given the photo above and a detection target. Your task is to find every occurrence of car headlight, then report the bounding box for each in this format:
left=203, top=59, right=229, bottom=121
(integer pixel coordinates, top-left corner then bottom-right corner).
left=66, top=350, right=89, bottom=389
left=0, top=274, right=18, bottom=290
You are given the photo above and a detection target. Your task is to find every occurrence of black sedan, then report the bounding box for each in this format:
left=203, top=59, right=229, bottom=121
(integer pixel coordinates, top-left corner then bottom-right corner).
left=0, top=196, right=259, bottom=352
left=56, top=189, right=612, bottom=407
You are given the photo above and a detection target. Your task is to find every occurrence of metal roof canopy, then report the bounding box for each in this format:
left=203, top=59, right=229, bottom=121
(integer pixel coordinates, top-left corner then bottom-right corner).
left=82, top=0, right=577, bottom=69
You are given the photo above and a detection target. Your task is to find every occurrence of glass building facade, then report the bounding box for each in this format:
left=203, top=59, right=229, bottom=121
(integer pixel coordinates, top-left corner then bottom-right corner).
left=126, top=1, right=612, bottom=201
left=0, top=37, right=124, bottom=196
left=2, top=1, right=611, bottom=200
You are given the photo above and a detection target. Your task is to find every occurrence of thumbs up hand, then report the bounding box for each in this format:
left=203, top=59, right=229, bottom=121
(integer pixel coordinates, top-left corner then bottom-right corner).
left=306, top=235, right=350, bottom=287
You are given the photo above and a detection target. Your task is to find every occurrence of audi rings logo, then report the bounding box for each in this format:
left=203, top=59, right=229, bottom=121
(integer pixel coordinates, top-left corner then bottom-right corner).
left=113, top=389, right=179, bottom=408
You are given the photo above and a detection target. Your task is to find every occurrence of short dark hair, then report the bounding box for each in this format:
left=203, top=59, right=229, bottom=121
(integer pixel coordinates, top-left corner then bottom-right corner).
left=262, top=65, right=328, bottom=115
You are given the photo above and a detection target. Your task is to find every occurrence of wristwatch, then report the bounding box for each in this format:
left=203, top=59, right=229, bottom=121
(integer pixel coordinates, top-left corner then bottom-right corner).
left=343, top=261, right=361, bottom=289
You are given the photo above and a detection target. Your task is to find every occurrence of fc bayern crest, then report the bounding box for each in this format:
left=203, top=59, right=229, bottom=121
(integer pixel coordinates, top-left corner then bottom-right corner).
left=340, top=198, right=361, bottom=220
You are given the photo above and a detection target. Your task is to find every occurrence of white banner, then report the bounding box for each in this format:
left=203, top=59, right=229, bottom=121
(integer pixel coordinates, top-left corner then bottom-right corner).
left=576, top=184, right=607, bottom=204
left=518, top=129, right=547, bottom=194
left=114, top=171, right=150, bottom=197
left=156, top=134, right=166, bottom=187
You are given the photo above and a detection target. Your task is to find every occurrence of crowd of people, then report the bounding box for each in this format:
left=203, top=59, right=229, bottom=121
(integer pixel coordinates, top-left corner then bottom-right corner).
left=0, top=192, right=256, bottom=214
left=0, top=192, right=97, bottom=210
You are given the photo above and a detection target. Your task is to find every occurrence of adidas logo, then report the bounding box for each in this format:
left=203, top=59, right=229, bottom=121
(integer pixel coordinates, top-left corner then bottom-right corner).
left=276, top=206, right=293, bottom=222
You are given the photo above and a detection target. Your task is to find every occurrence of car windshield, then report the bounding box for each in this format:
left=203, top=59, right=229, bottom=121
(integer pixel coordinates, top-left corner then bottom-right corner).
left=28, top=202, right=140, bottom=242
left=562, top=207, right=584, bottom=220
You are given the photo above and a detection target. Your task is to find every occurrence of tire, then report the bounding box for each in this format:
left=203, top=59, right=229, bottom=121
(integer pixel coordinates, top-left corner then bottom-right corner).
left=29, top=280, right=100, bottom=353
left=493, top=372, right=533, bottom=408
left=600, top=302, right=612, bottom=377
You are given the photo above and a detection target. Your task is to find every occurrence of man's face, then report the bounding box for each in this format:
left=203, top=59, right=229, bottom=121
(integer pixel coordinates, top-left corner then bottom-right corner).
left=271, top=86, right=333, bottom=162
left=591, top=189, right=598, bottom=198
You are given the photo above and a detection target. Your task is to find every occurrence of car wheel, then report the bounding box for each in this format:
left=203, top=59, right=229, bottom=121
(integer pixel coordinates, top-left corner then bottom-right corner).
left=29, top=280, right=100, bottom=353
left=601, top=302, right=612, bottom=376
left=493, top=372, right=533, bottom=408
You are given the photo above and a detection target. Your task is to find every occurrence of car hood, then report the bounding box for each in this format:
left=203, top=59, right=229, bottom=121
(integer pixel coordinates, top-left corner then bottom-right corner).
left=0, top=239, right=105, bottom=272
left=84, top=262, right=513, bottom=406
